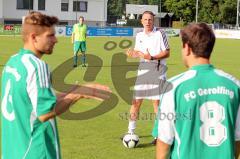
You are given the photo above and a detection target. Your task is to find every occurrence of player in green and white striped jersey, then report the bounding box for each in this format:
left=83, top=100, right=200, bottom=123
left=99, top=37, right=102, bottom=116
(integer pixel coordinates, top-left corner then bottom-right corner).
left=2, top=48, right=61, bottom=158
left=155, top=23, right=240, bottom=159
left=1, top=11, right=111, bottom=159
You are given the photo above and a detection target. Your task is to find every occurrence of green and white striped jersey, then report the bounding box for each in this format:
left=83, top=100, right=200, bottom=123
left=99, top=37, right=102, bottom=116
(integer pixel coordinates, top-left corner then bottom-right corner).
left=1, top=49, right=61, bottom=159
left=156, top=64, right=240, bottom=159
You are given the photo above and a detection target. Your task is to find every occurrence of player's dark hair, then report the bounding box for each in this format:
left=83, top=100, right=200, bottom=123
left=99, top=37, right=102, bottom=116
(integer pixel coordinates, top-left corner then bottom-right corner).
left=180, top=23, right=215, bottom=59
left=79, top=16, right=84, bottom=20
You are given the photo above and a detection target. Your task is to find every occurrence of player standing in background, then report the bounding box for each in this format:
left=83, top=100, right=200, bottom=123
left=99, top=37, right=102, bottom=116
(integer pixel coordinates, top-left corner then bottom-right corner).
left=72, top=16, right=87, bottom=67
left=125, top=10, right=170, bottom=144
left=155, top=23, right=240, bottom=159
left=1, top=11, right=110, bottom=159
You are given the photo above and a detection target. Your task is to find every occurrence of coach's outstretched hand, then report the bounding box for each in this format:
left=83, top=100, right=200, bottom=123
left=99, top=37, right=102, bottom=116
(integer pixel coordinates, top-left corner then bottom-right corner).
left=126, top=48, right=141, bottom=58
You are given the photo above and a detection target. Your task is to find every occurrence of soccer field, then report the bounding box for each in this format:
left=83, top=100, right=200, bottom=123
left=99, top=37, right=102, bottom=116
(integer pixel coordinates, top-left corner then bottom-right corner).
left=0, top=36, right=240, bottom=159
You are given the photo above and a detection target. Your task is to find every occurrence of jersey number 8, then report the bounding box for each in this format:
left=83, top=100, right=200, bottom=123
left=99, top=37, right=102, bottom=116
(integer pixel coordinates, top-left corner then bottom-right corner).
left=200, top=101, right=227, bottom=147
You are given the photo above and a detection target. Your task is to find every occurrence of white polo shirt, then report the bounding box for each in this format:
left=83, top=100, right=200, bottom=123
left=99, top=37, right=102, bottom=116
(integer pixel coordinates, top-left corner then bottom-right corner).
left=134, top=27, right=170, bottom=65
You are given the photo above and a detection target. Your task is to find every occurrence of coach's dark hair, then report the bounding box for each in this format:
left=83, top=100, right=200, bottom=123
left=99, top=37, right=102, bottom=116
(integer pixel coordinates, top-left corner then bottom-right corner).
left=180, top=23, right=215, bottom=59
left=142, top=11, right=155, bottom=17
left=22, top=11, right=59, bottom=42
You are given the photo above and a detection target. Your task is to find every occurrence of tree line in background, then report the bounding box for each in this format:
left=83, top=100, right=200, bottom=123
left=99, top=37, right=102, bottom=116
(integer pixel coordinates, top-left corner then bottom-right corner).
left=108, top=0, right=237, bottom=24
left=107, top=0, right=163, bottom=20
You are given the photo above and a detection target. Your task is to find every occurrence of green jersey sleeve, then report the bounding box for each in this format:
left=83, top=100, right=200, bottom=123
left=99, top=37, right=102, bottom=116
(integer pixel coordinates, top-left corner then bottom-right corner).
left=28, top=56, right=56, bottom=116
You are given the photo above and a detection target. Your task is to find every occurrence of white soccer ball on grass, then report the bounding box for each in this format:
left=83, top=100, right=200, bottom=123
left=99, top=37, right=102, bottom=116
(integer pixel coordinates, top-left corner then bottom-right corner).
left=122, top=134, right=139, bottom=148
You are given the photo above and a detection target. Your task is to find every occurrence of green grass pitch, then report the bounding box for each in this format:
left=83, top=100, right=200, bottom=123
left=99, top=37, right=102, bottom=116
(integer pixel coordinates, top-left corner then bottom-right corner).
left=0, top=36, right=240, bottom=159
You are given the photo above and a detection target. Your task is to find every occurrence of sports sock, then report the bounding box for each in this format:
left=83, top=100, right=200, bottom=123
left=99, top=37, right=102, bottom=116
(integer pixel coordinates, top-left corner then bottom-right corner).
left=128, top=120, right=136, bottom=134
left=74, top=54, right=78, bottom=66
left=81, top=52, right=86, bottom=65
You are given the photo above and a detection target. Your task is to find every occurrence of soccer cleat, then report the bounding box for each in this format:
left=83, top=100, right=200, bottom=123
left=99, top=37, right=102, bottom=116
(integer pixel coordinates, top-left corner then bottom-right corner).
left=151, top=138, right=157, bottom=145
left=73, top=64, right=77, bottom=68
left=82, top=64, right=86, bottom=67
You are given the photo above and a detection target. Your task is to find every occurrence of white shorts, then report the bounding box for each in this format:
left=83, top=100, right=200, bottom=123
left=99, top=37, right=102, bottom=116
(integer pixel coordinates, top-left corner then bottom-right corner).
left=133, top=62, right=167, bottom=100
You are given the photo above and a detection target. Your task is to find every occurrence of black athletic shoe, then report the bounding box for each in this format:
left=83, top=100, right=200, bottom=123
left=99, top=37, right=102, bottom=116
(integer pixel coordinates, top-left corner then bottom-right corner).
left=151, top=138, right=157, bottom=145
left=73, top=64, right=77, bottom=68
left=82, top=64, right=86, bottom=67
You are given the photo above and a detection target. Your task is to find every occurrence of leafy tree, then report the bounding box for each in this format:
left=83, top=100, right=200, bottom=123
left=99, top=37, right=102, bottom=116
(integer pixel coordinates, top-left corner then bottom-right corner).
left=108, top=0, right=118, bottom=16
left=128, top=0, right=147, bottom=4
left=116, top=0, right=125, bottom=15
left=148, top=0, right=166, bottom=12
left=197, top=0, right=236, bottom=24
left=108, top=0, right=237, bottom=24
left=219, top=0, right=237, bottom=24
left=148, top=0, right=159, bottom=4
left=198, top=0, right=222, bottom=23
left=164, top=0, right=196, bottom=23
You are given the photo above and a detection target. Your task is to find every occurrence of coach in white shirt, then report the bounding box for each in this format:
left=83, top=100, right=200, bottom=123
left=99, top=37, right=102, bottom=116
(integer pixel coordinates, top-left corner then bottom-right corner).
left=125, top=10, right=170, bottom=143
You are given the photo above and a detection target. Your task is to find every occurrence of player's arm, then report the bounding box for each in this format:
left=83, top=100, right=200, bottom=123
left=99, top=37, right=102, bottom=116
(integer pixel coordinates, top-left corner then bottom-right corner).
left=155, top=82, right=175, bottom=159
left=38, top=91, right=81, bottom=122
left=38, top=84, right=111, bottom=122
left=156, top=139, right=170, bottom=159
left=142, top=30, right=170, bottom=60
left=154, top=49, right=170, bottom=59
left=71, top=32, right=75, bottom=43
left=143, top=49, right=170, bottom=60
left=135, top=48, right=170, bottom=60
left=235, top=141, right=240, bottom=158
left=71, top=25, right=75, bottom=43
left=85, top=25, right=87, bottom=38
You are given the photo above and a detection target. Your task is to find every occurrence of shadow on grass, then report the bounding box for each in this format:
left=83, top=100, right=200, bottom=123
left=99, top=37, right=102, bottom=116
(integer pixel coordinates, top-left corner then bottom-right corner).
left=139, top=135, right=152, bottom=138
left=136, top=142, right=154, bottom=148
left=137, top=135, right=154, bottom=148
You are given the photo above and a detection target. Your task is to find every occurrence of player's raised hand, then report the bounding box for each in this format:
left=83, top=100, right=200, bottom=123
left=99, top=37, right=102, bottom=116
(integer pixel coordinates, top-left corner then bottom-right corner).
left=53, top=83, right=111, bottom=117
left=70, top=83, right=112, bottom=101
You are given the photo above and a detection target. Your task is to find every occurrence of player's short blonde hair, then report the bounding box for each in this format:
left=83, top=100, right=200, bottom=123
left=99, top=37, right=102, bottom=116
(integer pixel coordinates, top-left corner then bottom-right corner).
left=79, top=16, right=84, bottom=20
left=22, top=11, right=59, bottom=42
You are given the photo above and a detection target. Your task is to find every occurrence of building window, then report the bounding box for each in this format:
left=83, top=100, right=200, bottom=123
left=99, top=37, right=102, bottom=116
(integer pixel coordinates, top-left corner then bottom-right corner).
left=38, top=0, right=45, bottom=10
left=59, top=21, right=68, bottom=25
left=61, top=0, right=69, bottom=11
left=17, top=0, right=33, bottom=10
left=73, top=1, right=87, bottom=12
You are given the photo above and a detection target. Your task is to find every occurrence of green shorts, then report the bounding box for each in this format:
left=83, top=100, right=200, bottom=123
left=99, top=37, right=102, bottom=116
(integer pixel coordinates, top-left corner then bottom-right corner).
left=74, top=41, right=86, bottom=54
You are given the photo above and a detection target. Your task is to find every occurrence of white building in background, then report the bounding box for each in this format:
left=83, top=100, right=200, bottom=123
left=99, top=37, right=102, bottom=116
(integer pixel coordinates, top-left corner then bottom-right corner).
left=126, top=4, right=158, bottom=15
left=0, top=0, right=2, bottom=23
left=0, top=0, right=108, bottom=26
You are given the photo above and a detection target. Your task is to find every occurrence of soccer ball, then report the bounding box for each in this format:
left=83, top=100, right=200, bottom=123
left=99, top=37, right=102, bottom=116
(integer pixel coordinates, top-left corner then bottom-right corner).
left=122, top=134, right=139, bottom=148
